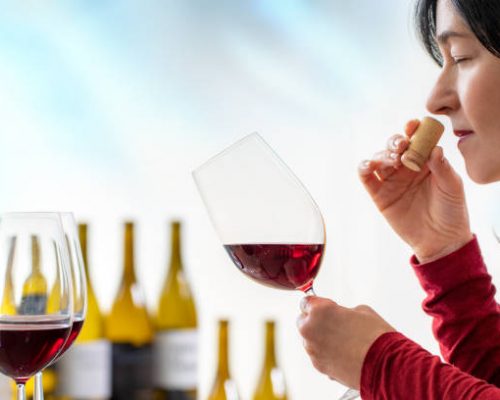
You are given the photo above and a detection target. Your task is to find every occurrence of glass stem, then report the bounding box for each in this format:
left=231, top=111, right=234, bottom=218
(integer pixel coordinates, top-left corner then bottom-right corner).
left=34, top=372, right=44, bottom=400
left=17, top=383, right=26, bottom=400
left=305, top=286, right=316, bottom=296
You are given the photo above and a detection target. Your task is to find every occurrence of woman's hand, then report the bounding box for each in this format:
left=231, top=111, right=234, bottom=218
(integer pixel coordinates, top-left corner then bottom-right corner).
left=297, top=296, right=395, bottom=390
left=358, top=119, right=473, bottom=263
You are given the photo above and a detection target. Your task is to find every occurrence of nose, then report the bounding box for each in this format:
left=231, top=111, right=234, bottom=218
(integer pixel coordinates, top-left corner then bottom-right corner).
left=426, top=67, right=459, bottom=115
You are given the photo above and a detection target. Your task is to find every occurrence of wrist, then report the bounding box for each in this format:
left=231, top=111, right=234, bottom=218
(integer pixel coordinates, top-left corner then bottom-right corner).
left=414, top=233, right=474, bottom=264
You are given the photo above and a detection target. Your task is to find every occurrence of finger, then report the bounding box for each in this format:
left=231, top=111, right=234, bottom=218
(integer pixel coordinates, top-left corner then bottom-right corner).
left=427, top=146, right=464, bottom=193
left=359, top=152, right=400, bottom=188
left=300, top=297, right=310, bottom=314
left=386, top=134, right=409, bottom=153
left=405, top=119, right=420, bottom=138
left=373, top=150, right=400, bottom=167
left=296, top=313, right=307, bottom=330
left=359, top=160, right=386, bottom=193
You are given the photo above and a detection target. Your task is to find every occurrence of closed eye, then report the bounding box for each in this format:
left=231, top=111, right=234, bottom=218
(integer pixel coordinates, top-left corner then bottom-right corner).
left=452, top=56, right=470, bottom=64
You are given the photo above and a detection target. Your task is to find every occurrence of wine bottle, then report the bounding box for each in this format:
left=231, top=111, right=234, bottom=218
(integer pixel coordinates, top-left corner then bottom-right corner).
left=252, top=321, right=287, bottom=400
left=106, top=222, right=154, bottom=400
left=1, top=237, right=16, bottom=315
left=56, top=223, right=112, bottom=400
left=153, top=221, right=198, bottom=400
left=207, top=320, right=240, bottom=400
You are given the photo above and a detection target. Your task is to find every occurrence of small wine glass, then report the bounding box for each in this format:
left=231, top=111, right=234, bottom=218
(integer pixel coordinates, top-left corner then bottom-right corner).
left=0, top=212, right=73, bottom=400
left=34, top=213, right=87, bottom=400
left=193, top=133, right=359, bottom=400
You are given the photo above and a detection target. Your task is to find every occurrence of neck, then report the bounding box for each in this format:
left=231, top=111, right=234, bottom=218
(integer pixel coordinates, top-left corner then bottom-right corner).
left=123, top=222, right=136, bottom=284
left=264, top=321, right=277, bottom=368
left=169, top=221, right=182, bottom=272
left=217, top=320, right=230, bottom=378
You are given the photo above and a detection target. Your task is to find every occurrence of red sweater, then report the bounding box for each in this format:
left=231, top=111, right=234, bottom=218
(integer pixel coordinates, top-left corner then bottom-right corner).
left=360, top=237, right=500, bottom=399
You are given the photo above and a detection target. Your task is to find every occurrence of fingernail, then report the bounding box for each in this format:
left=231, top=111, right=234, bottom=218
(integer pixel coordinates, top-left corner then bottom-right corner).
left=359, top=160, right=371, bottom=170
left=390, top=152, right=399, bottom=160
left=391, top=137, right=402, bottom=149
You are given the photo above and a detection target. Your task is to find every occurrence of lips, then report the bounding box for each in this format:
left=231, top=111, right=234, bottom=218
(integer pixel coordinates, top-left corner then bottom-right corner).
left=454, top=130, right=474, bottom=138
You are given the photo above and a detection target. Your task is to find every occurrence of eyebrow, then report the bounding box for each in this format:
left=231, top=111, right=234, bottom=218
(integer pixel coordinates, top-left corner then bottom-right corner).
left=436, top=30, right=471, bottom=45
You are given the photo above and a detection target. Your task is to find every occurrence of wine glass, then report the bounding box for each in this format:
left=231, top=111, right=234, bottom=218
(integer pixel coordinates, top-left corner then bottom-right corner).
left=0, top=212, right=73, bottom=400
left=193, top=133, right=359, bottom=400
left=34, top=213, right=87, bottom=400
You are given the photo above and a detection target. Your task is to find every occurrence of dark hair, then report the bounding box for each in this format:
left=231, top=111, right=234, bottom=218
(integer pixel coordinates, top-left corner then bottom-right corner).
left=415, top=0, right=500, bottom=65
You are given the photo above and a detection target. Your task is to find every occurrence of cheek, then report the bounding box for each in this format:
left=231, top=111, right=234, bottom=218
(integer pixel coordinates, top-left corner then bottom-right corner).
left=460, top=69, right=500, bottom=183
left=461, top=65, right=500, bottom=133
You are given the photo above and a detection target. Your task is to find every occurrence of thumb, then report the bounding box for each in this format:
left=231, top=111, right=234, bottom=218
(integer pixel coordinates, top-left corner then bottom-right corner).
left=427, top=146, right=464, bottom=195
left=300, top=296, right=339, bottom=314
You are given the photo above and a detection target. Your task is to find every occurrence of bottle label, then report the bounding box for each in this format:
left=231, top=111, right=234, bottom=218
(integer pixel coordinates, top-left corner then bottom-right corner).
left=19, top=294, right=47, bottom=315
left=56, top=340, right=112, bottom=397
left=153, top=329, right=198, bottom=390
left=112, top=342, right=153, bottom=399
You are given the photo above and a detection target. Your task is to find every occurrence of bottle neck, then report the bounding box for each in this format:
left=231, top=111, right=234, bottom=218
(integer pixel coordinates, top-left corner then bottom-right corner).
left=31, top=235, right=42, bottom=274
left=78, top=224, right=94, bottom=290
left=169, top=221, right=182, bottom=273
left=123, top=223, right=136, bottom=285
left=217, top=321, right=230, bottom=378
left=264, top=322, right=277, bottom=368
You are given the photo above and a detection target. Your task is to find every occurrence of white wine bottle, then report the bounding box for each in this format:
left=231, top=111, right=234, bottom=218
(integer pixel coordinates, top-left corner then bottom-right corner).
left=106, top=222, right=154, bottom=400
left=154, top=221, right=198, bottom=400
left=1, top=237, right=16, bottom=315
left=252, top=321, right=287, bottom=400
left=207, top=320, right=240, bottom=400
left=56, top=223, right=112, bottom=400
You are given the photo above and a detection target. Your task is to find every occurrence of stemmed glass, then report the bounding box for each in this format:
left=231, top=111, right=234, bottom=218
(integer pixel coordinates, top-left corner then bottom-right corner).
left=0, top=212, right=73, bottom=400
left=193, top=133, right=359, bottom=400
left=34, top=213, right=87, bottom=400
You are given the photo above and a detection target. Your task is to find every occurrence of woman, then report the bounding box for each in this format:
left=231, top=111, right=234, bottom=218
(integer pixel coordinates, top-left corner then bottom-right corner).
left=297, top=0, right=500, bottom=398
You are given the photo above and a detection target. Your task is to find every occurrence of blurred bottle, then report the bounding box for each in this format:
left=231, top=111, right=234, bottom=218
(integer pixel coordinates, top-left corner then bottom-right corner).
left=1, top=237, right=16, bottom=315
left=0, top=373, right=11, bottom=399
left=154, top=221, right=198, bottom=400
left=207, top=320, right=240, bottom=400
left=106, top=222, right=153, bottom=400
left=21, top=236, right=56, bottom=398
left=252, top=321, right=287, bottom=400
left=56, top=223, right=112, bottom=400
left=20, top=236, right=47, bottom=314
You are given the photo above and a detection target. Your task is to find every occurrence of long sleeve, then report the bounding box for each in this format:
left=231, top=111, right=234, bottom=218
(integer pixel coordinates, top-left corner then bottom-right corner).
left=411, top=236, right=500, bottom=383
left=360, top=332, right=500, bottom=399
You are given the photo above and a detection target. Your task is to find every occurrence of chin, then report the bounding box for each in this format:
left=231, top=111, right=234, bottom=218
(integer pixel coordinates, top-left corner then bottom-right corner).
left=465, top=164, right=500, bottom=184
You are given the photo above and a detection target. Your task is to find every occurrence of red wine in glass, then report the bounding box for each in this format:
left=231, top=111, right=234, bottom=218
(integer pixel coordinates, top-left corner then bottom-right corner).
left=0, top=322, right=71, bottom=384
left=57, top=318, right=85, bottom=357
left=224, top=243, right=323, bottom=292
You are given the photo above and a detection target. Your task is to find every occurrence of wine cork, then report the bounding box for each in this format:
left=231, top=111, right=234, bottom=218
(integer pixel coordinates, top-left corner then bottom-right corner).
left=401, top=117, right=444, bottom=172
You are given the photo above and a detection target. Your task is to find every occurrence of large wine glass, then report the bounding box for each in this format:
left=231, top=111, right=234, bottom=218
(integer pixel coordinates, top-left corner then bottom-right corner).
left=193, top=133, right=359, bottom=400
left=0, top=212, right=73, bottom=400
left=34, top=213, right=87, bottom=400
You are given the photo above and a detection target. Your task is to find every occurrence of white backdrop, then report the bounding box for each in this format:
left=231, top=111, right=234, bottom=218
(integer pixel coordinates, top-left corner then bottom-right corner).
left=0, top=1, right=499, bottom=399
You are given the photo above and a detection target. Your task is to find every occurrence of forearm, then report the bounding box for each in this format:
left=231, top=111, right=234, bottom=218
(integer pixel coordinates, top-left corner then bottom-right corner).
left=361, top=332, right=500, bottom=400
left=412, top=236, right=500, bottom=382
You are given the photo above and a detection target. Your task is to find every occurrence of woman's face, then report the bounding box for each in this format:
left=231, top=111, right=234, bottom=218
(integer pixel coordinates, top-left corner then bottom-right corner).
left=427, top=0, right=500, bottom=183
